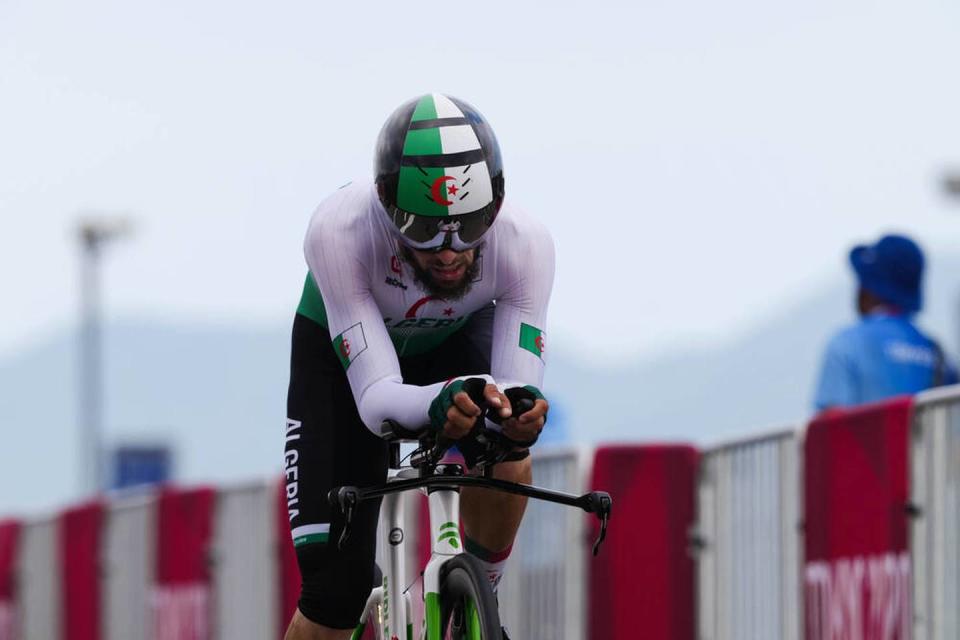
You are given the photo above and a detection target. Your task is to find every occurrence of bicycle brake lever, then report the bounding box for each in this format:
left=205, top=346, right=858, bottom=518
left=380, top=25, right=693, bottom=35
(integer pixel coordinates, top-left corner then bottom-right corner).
left=587, top=492, right=612, bottom=556
left=338, top=515, right=352, bottom=550
left=593, top=510, right=609, bottom=556
left=332, top=487, right=359, bottom=550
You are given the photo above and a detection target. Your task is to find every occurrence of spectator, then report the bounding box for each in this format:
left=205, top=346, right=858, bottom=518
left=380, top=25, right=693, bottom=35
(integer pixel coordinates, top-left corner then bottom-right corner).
left=813, top=234, right=958, bottom=411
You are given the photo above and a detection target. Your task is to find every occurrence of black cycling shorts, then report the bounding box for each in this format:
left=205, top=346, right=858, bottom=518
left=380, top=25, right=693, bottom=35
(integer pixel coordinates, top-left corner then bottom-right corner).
left=284, top=305, right=493, bottom=629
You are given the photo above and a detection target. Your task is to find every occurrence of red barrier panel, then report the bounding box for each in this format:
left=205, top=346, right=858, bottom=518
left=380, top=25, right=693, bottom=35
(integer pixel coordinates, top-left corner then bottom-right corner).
left=152, top=487, right=216, bottom=640
left=0, top=520, right=20, bottom=640
left=59, top=501, right=103, bottom=640
left=276, top=477, right=300, bottom=638
left=588, top=444, right=699, bottom=640
left=803, top=397, right=913, bottom=640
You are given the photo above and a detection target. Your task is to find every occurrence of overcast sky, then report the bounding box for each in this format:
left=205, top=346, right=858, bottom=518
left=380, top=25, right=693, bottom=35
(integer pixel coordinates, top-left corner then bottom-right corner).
left=3, top=0, right=960, bottom=365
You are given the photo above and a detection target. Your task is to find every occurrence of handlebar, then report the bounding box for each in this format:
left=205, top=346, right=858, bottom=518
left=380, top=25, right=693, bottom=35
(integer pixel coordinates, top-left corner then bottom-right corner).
left=327, top=384, right=614, bottom=555
left=380, top=395, right=536, bottom=473
left=327, top=471, right=613, bottom=555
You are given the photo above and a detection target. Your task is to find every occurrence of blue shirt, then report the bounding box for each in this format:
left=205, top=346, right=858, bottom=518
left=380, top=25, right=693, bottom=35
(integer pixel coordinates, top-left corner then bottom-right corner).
left=813, top=311, right=958, bottom=411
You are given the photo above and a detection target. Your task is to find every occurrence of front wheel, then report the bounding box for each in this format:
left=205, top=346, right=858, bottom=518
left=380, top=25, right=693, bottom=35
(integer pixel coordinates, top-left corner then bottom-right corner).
left=438, top=554, right=501, bottom=640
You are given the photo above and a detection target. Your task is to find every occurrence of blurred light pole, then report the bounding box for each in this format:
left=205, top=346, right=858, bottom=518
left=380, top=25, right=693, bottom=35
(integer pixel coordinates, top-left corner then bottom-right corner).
left=78, top=215, right=133, bottom=495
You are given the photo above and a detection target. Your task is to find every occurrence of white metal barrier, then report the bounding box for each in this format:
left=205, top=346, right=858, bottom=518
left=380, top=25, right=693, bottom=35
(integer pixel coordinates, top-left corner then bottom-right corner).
left=6, top=451, right=593, bottom=640
left=104, top=491, right=155, bottom=640
left=498, top=446, right=592, bottom=640
left=211, top=480, right=277, bottom=640
left=16, top=391, right=960, bottom=639
left=695, top=429, right=801, bottom=640
left=910, top=386, right=960, bottom=640
left=16, top=516, right=58, bottom=640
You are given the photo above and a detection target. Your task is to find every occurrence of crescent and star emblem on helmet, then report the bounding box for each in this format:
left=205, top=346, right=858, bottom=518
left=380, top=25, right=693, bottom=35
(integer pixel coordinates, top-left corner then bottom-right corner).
left=339, top=338, right=351, bottom=359
left=535, top=335, right=545, bottom=353
left=430, top=176, right=460, bottom=205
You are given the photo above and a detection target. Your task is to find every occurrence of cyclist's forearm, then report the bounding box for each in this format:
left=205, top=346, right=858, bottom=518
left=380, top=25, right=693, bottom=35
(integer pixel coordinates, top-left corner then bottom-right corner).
left=356, top=374, right=493, bottom=435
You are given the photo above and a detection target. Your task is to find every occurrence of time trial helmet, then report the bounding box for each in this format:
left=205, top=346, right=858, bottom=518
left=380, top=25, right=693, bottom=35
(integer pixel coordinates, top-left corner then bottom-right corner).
left=374, top=93, right=504, bottom=251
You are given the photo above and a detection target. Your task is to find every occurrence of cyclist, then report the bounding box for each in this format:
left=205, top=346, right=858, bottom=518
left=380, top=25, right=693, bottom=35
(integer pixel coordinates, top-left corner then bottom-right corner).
left=284, top=93, right=554, bottom=640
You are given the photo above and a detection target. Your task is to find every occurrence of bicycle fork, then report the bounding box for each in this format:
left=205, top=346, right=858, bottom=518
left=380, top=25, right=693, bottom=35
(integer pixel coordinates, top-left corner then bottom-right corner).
left=422, top=483, right=463, bottom=639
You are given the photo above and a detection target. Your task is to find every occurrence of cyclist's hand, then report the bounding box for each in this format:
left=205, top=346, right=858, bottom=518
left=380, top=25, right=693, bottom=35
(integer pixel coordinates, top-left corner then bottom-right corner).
left=445, top=383, right=509, bottom=439
left=498, top=385, right=548, bottom=447
left=502, top=398, right=548, bottom=445
left=429, top=378, right=509, bottom=439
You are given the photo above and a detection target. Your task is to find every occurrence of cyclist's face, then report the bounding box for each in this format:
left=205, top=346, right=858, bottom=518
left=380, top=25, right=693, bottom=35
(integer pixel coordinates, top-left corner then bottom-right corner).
left=407, top=247, right=476, bottom=290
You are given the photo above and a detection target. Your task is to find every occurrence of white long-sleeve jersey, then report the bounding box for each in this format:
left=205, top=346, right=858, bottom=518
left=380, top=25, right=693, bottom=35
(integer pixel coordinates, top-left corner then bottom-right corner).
left=299, top=181, right=555, bottom=435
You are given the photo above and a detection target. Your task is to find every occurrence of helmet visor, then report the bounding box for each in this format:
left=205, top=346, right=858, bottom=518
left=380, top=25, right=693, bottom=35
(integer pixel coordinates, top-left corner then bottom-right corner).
left=388, top=207, right=496, bottom=251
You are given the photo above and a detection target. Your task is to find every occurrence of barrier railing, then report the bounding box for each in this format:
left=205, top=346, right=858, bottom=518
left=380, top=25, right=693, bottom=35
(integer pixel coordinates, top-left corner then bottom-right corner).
left=910, top=386, right=960, bottom=640
left=103, top=492, right=154, bottom=640
left=694, top=429, right=801, bottom=640
left=16, top=516, right=57, bottom=640
left=211, top=480, right=277, bottom=640
left=498, top=446, right=591, bottom=640
left=23, top=396, right=960, bottom=640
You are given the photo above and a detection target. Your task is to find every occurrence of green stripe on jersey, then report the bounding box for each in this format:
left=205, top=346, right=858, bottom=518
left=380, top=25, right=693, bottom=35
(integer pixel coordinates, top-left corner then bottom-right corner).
left=293, top=532, right=328, bottom=547
left=296, top=274, right=328, bottom=327
left=389, top=314, right=471, bottom=357
left=293, top=273, right=474, bottom=357
left=292, top=523, right=330, bottom=547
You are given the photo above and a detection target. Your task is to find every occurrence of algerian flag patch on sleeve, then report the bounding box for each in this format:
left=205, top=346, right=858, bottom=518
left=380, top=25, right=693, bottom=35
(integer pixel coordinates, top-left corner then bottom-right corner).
left=519, top=323, right=545, bottom=359
left=332, top=323, right=367, bottom=371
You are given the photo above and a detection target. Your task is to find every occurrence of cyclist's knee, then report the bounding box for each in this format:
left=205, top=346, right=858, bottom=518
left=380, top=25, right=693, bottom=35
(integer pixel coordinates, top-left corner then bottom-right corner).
left=492, top=456, right=532, bottom=483
left=284, top=607, right=354, bottom=640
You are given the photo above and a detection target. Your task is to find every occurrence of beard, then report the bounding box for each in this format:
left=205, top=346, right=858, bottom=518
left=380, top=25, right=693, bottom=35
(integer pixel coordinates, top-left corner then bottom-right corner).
left=401, top=245, right=482, bottom=301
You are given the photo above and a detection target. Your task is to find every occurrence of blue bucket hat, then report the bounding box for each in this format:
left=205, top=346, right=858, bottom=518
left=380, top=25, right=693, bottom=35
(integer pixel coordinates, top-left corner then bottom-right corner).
left=849, top=234, right=924, bottom=312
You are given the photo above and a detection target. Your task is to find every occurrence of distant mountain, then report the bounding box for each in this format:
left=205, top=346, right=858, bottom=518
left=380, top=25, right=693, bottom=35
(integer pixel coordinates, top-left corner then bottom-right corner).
left=0, top=321, right=292, bottom=514
left=3, top=256, right=959, bottom=514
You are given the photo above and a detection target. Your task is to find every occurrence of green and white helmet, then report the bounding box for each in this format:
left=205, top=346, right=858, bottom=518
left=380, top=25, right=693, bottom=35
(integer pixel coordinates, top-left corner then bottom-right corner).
left=374, top=93, right=505, bottom=251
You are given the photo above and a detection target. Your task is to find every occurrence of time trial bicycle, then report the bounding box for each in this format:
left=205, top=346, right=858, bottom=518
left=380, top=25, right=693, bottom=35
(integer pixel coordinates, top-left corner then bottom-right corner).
left=328, top=390, right=612, bottom=640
